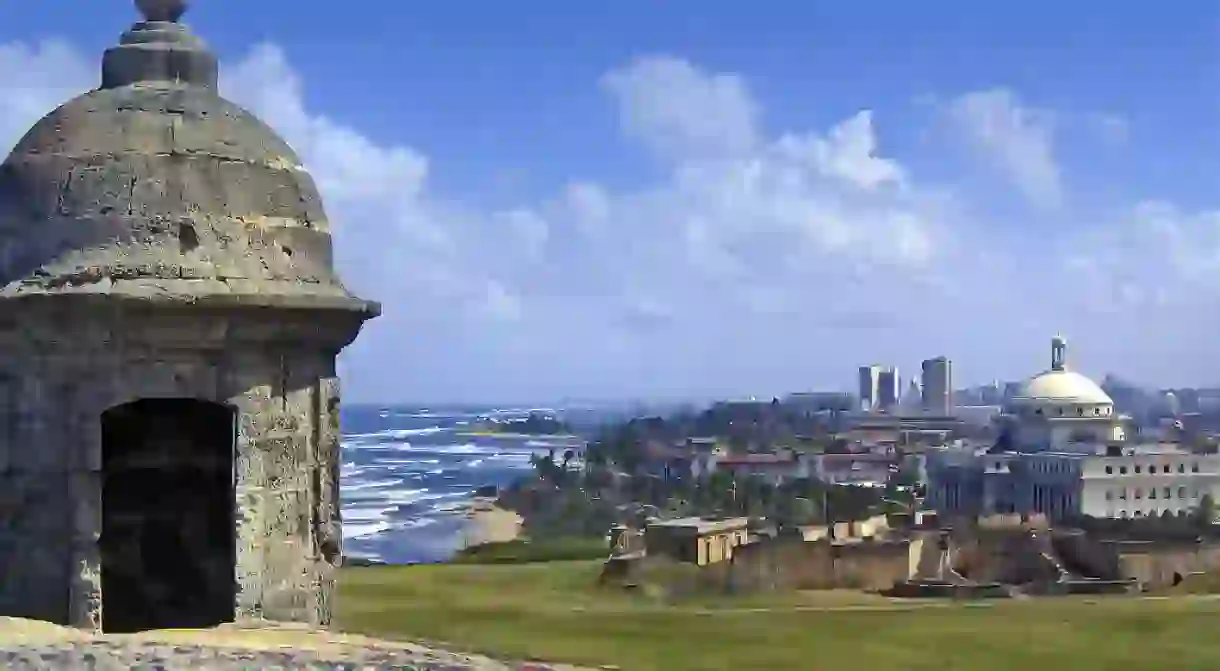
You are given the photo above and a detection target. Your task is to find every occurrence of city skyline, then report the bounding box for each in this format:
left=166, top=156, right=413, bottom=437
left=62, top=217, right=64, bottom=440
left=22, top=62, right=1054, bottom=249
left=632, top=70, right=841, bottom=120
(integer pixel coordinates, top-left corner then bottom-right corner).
left=5, top=2, right=1220, bottom=402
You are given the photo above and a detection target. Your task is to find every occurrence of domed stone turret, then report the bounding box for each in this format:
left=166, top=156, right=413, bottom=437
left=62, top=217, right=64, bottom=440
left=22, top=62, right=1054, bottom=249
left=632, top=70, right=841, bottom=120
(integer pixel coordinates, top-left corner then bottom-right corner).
left=0, top=2, right=376, bottom=634
left=0, top=0, right=375, bottom=313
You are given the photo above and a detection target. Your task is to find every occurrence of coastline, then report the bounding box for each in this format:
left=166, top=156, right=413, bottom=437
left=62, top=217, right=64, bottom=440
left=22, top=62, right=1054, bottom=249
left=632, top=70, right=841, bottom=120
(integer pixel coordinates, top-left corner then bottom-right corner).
left=458, top=497, right=524, bottom=549
left=457, top=431, right=582, bottom=440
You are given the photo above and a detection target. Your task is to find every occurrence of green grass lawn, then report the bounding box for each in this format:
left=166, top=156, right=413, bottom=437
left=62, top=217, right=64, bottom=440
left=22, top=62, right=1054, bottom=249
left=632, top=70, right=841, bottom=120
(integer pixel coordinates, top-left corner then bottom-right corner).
left=337, top=561, right=1220, bottom=671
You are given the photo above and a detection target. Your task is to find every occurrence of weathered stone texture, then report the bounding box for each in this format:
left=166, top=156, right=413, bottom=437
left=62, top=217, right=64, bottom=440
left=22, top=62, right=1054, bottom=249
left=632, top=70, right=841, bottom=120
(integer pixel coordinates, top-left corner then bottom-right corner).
left=0, top=83, right=346, bottom=304
left=0, top=2, right=376, bottom=633
left=0, top=327, right=367, bottom=629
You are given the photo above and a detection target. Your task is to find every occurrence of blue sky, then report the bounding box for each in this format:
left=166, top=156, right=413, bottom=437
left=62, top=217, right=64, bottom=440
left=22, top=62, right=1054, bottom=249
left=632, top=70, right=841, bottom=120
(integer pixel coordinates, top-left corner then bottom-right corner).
left=4, top=1, right=1220, bottom=403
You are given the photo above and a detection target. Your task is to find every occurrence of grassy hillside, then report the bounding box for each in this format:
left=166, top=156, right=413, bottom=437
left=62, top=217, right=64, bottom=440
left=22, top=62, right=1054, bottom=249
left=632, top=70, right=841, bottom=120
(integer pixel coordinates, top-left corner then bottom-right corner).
left=337, top=561, right=1220, bottom=671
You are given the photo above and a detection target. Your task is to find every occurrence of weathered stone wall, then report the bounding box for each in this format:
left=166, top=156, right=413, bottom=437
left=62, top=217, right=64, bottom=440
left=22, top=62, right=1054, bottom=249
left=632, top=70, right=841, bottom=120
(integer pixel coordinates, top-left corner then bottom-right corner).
left=0, top=308, right=358, bottom=631
left=946, top=526, right=1220, bottom=589
left=1112, top=541, right=1220, bottom=589
left=722, top=539, right=834, bottom=592
left=1050, top=529, right=1121, bottom=579
left=713, top=538, right=912, bottom=593
left=950, top=527, right=1059, bottom=584
left=909, top=531, right=945, bottom=579
left=0, top=85, right=349, bottom=303
left=0, top=1, right=375, bottom=634
left=832, top=542, right=912, bottom=591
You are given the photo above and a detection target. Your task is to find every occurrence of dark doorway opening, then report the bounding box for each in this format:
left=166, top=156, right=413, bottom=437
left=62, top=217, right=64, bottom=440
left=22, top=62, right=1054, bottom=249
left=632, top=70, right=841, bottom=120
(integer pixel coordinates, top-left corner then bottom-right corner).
left=100, top=398, right=236, bottom=633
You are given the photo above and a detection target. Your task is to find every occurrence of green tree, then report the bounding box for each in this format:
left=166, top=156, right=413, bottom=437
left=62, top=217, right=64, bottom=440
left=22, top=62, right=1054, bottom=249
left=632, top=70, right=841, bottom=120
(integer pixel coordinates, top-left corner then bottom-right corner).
left=529, top=452, right=560, bottom=483
left=1195, top=494, right=1216, bottom=528
left=582, top=465, right=614, bottom=498
left=708, top=470, right=735, bottom=504
left=773, top=494, right=816, bottom=529
left=585, top=446, right=608, bottom=467
left=617, top=441, right=645, bottom=474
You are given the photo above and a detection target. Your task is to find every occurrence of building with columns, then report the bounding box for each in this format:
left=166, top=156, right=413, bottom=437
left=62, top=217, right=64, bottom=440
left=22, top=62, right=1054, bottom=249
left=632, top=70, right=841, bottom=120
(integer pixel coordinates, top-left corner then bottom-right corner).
left=927, top=337, right=1220, bottom=521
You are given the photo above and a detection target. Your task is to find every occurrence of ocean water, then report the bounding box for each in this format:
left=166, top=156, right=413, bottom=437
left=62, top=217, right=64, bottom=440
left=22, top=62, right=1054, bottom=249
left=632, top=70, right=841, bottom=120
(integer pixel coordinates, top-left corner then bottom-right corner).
left=339, top=405, right=594, bottom=564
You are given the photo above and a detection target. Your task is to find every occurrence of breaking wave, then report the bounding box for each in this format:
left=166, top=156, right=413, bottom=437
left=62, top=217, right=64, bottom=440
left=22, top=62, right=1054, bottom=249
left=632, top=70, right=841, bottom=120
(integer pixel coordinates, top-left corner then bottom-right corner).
left=339, top=406, right=579, bottom=564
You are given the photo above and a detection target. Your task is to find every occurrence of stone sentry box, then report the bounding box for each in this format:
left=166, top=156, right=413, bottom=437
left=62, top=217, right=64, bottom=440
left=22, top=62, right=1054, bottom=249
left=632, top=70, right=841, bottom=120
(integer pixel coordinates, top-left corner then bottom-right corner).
left=0, top=0, right=378, bottom=632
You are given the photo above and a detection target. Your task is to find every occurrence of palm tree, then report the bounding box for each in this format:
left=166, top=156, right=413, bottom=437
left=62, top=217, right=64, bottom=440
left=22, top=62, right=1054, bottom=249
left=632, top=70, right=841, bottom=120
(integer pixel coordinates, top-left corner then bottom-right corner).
left=529, top=452, right=559, bottom=483
left=585, top=446, right=607, bottom=468
left=561, top=449, right=576, bottom=484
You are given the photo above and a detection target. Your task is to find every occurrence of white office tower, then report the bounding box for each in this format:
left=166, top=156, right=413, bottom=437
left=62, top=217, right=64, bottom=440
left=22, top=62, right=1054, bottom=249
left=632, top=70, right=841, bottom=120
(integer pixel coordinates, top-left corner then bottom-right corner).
left=858, top=365, right=881, bottom=411
left=877, top=367, right=900, bottom=411
left=921, top=356, right=953, bottom=416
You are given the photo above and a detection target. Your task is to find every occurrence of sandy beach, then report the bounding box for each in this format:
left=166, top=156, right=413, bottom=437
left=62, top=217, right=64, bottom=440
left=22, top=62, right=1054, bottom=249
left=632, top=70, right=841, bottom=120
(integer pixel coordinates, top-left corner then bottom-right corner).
left=460, top=497, right=524, bottom=548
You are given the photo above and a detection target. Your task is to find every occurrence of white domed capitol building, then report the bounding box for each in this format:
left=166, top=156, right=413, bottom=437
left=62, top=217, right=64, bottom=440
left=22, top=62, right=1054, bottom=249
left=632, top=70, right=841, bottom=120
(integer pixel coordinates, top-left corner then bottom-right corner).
left=926, top=337, right=1220, bottom=521
left=1006, top=336, right=1125, bottom=449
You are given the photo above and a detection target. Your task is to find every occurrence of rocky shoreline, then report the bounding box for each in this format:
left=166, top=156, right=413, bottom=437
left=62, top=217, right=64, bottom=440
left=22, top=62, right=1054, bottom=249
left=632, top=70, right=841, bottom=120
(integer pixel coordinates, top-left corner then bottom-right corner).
left=0, top=618, right=588, bottom=670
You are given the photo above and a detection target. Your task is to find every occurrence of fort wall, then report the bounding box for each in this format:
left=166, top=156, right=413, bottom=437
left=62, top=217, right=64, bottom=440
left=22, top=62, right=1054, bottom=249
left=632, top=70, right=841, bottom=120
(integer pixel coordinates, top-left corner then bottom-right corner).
left=1110, top=540, right=1220, bottom=589
left=714, top=537, right=911, bottom=593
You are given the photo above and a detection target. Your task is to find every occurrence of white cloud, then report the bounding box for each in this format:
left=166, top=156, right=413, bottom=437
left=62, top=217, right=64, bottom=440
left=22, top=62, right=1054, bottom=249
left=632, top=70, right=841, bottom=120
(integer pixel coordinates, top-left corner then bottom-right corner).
left=1068, top=202, right=1220, bottom=307
left=602, top=56, right=759, bottom=159
left=2, top=40, right=1218, bottom=399
left=478, top=280, right=524, bottom=322
left=774, top=110, right=907, bottom=190
left=0, top=40, right=93, bottom=150
left=944, top=88, right=1063, bottom=209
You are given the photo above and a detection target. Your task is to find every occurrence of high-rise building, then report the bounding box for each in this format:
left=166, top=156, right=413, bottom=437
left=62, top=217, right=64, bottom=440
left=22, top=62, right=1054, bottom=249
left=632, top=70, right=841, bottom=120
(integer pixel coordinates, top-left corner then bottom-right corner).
left=921, top=356, right=953, bottom=415
left=899, top=377, right=923, bottom=413
left=858, top=365, right=881, bottom=411
left=878, top=367, right=900, bottom=411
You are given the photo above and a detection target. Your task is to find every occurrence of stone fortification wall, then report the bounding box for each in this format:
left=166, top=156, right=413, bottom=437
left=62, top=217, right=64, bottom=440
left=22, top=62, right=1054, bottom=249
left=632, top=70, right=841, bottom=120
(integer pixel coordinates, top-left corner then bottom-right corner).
left=953, top=524, right=1220, bottom=590
left=799, top=514, right=890, bottom=543
left=833, top=542, right=913, bottom=590
left=1111, top=540, right=1220, bottom=589
left=949, top=526, right=1058, bottom=584
left=1050, top=529, right=1121, bottom=579
left=975, top=513, right=1049, bottom=530
left=710, top=537, right=911, bottom=593
left=908, top=531, right=947, bottom=580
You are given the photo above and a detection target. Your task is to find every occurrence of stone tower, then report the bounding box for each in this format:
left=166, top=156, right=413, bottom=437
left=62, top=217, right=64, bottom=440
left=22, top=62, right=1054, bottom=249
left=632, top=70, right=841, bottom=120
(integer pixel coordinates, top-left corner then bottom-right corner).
left=0, top=0, right=378, bottom=632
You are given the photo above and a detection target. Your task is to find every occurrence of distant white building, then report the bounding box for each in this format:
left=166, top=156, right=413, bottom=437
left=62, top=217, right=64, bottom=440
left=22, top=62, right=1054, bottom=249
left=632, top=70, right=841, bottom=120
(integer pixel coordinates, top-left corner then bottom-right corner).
left=927, top=336, right=1220, bottom=521
left=877, top=368, right=900, bottom=411
left=858, top=365, right=882, bottom=411
left=921, top=356, right=953, bottom=415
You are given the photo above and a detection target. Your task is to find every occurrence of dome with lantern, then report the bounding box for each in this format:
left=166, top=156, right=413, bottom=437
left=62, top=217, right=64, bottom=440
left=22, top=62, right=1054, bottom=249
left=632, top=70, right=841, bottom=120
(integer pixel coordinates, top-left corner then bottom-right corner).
left=0, top=0, right=376, bottom=314
left=1010, top=336, right=1115, bottom=419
